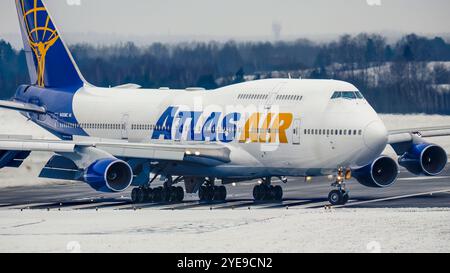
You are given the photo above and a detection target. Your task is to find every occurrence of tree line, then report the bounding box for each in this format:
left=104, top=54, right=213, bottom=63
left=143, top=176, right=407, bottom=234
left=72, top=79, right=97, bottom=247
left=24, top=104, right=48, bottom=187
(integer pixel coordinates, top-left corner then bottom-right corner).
left=1, top=33, right=450, bottom=114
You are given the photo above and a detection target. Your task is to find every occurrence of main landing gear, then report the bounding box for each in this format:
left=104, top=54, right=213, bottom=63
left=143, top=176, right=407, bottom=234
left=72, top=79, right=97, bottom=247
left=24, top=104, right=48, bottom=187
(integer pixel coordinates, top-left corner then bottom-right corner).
left=328, top=168, right=351, bottom=206
left=131, top=176, right=185, bottom=204
left=131, top=186, right=185, bottom=204
left=198, top=178, right=227, bottom=202
left=253, top=177, right=283, bottom=202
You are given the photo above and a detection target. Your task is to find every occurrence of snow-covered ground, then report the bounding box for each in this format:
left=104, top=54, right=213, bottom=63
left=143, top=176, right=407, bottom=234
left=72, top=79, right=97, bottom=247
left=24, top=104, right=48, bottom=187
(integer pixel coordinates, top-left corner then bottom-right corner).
left=0, top=208, right=449, bottom=253
left=1, top=109, right=450, bottom=188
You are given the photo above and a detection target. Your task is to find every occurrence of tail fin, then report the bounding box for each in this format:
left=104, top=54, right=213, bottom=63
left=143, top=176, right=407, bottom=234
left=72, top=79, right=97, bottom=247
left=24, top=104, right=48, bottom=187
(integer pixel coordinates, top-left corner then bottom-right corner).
left=15, top=0, right=86, bottom=89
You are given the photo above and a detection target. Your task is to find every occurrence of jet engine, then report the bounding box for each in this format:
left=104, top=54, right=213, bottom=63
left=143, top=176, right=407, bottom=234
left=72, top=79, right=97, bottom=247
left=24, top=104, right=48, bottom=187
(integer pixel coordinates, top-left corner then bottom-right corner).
left=83, top=158, right=133, bottom=192
left=398, top=143, right=447, bottom=176
left=353, top=156, right=399, bottom=188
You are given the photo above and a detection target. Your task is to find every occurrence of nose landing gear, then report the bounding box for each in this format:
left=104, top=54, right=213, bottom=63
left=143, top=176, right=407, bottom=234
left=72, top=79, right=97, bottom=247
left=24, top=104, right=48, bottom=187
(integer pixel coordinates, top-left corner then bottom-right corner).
left=328, top=168, right=351, bottom=206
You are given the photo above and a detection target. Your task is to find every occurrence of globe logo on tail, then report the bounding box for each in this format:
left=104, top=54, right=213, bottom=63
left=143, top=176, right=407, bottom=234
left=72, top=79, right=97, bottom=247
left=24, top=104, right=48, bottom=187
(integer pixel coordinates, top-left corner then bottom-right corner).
left=19, top=0, right=59, bottom=87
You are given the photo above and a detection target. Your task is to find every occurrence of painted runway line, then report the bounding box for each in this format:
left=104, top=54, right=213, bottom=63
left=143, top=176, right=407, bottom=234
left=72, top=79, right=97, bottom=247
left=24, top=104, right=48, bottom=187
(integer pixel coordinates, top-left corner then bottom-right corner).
left=338, top=188, right=450, bottom=208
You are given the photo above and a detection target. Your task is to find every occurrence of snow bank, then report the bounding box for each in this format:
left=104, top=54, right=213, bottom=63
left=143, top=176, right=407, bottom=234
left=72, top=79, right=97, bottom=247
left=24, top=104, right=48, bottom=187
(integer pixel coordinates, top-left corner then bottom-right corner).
left=0, top=208, right=449, bottom=253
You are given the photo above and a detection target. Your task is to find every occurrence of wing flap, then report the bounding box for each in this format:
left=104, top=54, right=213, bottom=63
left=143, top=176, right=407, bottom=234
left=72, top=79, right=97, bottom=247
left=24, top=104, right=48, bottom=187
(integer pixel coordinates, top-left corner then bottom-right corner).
left=0, top=136, right=230, bottom=164
left=0, top=100, right=46, bottom=114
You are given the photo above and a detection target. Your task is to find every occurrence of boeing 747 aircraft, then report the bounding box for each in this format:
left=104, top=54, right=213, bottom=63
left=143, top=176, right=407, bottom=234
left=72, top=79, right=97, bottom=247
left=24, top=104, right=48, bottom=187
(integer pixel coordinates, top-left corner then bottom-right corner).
left=1, top=0, right=449, bottom=205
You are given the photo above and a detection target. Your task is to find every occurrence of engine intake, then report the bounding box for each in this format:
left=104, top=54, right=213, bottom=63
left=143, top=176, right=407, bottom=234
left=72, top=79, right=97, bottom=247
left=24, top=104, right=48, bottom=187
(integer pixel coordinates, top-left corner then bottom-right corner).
left=84, top=158, right=133, bottom=192
left=398, top=143, right=447, bottom=176
left=353, top=156, right=399, bottom=188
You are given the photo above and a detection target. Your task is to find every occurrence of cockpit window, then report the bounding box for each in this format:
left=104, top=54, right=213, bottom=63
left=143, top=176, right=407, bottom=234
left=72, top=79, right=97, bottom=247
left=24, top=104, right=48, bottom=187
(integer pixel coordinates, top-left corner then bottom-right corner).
left=331, top=91, right=342, bottom=99
left=342, top=92, right=356, bottom=99
left=355, top=91, right=364, bottom=99
left=331, top=91, right=364, bottom=100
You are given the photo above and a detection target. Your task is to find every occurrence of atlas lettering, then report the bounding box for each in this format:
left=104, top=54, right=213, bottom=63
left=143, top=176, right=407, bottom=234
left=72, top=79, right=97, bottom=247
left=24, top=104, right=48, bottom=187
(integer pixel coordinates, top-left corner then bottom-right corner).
left=152, top=107, right=293, bottom=143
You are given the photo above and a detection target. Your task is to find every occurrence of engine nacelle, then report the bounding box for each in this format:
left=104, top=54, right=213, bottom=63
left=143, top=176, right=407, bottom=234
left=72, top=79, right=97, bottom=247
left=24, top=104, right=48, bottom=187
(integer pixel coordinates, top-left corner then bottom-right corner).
left=398, top=143, right=448, bottom=176
left=83, top=158, right=133, bottom=193
left=353, top=156, right=399, bottom=188
left=0, top=150, right=30, bottom=169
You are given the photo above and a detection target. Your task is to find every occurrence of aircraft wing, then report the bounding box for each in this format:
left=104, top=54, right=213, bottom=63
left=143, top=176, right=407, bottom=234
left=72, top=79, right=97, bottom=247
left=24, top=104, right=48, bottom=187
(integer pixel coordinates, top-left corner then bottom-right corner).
left=0, top=135, right=231, bottom=165
left=0, top=100, right=46, bottom=114
left=388, top=126, right=450, bottom=144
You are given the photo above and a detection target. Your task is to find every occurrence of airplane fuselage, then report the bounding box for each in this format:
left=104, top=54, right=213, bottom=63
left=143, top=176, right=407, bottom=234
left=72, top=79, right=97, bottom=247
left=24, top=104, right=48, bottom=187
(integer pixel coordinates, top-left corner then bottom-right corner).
left=15, top=78, right=388, bottom=179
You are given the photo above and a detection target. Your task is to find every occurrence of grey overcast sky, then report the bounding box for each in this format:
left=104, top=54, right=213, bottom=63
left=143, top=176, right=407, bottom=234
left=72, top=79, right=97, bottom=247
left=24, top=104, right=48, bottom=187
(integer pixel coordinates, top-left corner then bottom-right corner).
left=1, top=0, right=449, bottom=47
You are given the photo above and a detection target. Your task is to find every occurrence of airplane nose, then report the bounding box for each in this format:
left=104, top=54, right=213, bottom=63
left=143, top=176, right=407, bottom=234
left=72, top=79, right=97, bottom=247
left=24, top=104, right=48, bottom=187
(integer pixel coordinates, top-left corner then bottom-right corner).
left=363, top=120, right=388, bottom=153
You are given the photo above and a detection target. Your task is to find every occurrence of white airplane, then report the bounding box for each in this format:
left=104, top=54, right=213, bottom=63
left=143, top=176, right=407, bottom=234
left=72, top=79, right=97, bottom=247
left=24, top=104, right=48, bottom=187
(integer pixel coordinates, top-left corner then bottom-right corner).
left=1, top=0, right=449, bottom=205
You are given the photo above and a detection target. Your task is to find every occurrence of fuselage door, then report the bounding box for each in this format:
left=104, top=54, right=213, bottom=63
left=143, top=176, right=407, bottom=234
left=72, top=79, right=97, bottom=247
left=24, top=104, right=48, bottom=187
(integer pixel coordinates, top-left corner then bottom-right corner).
left=265, top=92, right=278, bottom=110
left=265, top=82, right=286, bottom=110
left=292, top=119, right=301, bottom=145
left=121, top=114, right=129, bottom=140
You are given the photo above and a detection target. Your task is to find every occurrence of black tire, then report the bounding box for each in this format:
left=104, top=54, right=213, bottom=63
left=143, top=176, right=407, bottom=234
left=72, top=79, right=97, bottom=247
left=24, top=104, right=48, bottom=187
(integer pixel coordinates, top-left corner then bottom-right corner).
left=199, top=186, right=206, bottom=201
left=212, top=186, right=221, bottom=201
left=273, top=185, right=283, bottom=201
left=153, top=187, right=163, bottom=203
left=253, top=185, right=262, bottom=201
left=163, top=187, right=172, bottom=202
left=146, top=188, right=154, bottom=203
left=328, top=190, right=343, bottom=206
left=342, top=192, right=349, bottom=205
left=167, top=187, right=177, bottom=202
left=136, top=188, right=146, bottom=203
left=131, top=188, right=139, bottom=203
left=218, top=186, right=227, bottom=201
left=175, top=187, right=184, bottom=202
left=261, top=185, right=271, bottom=201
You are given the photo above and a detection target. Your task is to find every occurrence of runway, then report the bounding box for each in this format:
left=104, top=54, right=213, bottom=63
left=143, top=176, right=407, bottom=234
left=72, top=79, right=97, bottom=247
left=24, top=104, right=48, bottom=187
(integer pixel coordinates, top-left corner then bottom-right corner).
left=1, top=166, right=450, bottom=211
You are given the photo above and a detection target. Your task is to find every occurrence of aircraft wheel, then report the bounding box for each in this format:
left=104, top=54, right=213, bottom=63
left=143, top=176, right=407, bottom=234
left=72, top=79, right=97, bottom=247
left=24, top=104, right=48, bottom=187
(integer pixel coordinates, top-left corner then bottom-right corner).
left=328, top=190, right=344, bottom=206
left=213, top=186, right=221, bottom=201
left=153, top=187, right=164, bottom=203
left=131, top=188, right=139, bottom=203
left=146, top=188, right=154, bottom=203
left=273, top=185, right=283, bottom=201
left=175, top=186, right=184, bottom=203
left=342, top=192, right=349, bottom=205
left=218, top=186, right=227, bottom=201
left=212, top=186, right=226, bottom=201
left=261, top=185, right=272, bottom=201
left=199, top=186, right=212, bottom=202
left=253, top=185, right=262, bottom=201
left=199, top=186, right=206, bottom=201
left=136, top=188, right=146, bottom=203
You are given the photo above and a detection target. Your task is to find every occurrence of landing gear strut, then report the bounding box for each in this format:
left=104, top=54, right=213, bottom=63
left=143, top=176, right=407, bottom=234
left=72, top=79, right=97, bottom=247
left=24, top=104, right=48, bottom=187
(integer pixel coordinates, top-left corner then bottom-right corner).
left=198, top=178, right=227, bottom=202
left=253, top=177, right=283, bottom=202
left=328, top=168, right=350, bottom=206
